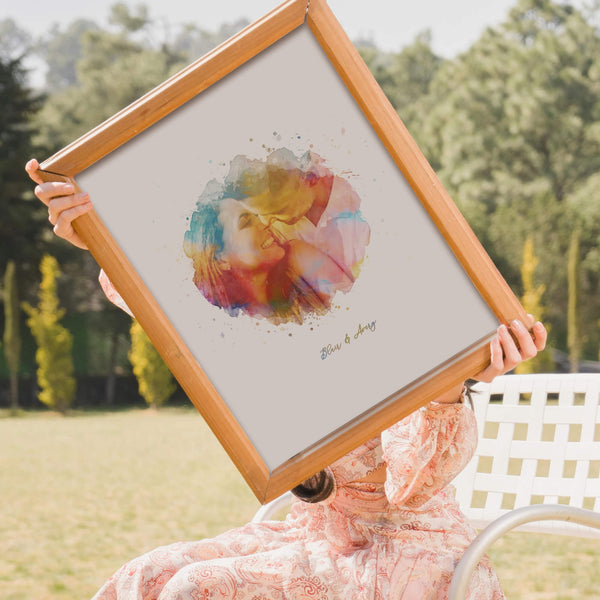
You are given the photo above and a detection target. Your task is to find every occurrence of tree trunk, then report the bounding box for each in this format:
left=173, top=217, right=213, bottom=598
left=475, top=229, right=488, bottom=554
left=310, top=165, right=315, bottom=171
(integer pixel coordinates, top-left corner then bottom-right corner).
left=105, top=331, right=119, bottom=406
left=567, top=229, right=581, bottom=374
left=9, top=373, right=19, bottom=413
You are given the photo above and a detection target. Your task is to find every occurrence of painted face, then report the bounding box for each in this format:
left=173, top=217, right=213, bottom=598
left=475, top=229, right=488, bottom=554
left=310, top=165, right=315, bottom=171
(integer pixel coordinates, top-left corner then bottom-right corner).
left=218, top=197, right=285, bottom=272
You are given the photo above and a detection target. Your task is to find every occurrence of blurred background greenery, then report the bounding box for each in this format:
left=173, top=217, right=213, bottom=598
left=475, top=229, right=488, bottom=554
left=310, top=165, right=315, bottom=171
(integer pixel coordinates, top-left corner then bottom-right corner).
left=2, top=0, right=600, bottom=414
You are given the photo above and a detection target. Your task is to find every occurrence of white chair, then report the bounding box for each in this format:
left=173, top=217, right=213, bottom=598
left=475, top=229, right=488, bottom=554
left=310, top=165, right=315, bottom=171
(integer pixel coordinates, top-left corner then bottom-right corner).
left=253, top=374, right=600, bottom=598
left=449, top=373, right=600, bottom=598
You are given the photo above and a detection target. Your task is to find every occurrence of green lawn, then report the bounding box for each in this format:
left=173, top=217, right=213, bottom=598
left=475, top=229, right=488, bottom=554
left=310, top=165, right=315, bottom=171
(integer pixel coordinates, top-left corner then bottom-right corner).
left=1, top=409, right=598, bottom=599
left=0, top=408, right=259, bottom=600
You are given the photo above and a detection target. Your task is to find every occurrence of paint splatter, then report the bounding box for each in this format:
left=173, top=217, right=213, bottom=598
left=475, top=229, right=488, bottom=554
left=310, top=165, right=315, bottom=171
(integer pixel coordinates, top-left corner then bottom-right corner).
left=183, top=148, right=370, bottom=325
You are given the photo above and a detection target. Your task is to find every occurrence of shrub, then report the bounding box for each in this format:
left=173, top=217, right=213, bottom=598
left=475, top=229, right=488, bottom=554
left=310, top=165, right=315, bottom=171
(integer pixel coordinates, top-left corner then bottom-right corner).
left=23, top=255, right=76, bottom=413
left=128, top=320, right=175, bottom=409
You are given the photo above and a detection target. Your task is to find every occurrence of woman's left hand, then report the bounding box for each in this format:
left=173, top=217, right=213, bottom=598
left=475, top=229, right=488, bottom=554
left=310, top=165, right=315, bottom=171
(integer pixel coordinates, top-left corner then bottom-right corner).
left=473, top=316, right=547, bottom=383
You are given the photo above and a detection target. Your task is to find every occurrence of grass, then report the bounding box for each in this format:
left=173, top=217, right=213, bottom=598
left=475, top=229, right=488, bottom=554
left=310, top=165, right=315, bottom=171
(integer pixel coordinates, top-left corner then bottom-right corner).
left=489, top=532, right=600, bottom=599
left=0, top=408, right=259, bottom=600
left=1, top=408, right=599, bottom=599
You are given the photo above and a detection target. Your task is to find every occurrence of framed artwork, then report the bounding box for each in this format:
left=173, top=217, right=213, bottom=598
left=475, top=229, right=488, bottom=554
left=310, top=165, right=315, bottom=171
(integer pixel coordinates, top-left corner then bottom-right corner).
left=36, top=0, right=527, bottom=502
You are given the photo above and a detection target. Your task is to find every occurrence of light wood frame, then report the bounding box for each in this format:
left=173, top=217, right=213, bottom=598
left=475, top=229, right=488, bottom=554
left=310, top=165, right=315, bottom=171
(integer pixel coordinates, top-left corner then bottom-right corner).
left=36, top=0, right=527, bottom=503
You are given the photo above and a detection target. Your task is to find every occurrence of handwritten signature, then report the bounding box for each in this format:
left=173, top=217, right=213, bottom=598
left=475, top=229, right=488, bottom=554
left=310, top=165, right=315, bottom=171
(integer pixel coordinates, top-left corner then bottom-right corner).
left=320, top=320, right=376, bottom=360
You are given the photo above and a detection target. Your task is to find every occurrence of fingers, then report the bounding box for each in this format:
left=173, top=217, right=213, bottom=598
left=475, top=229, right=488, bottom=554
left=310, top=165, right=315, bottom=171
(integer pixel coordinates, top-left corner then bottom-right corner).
left=39, top=185, right=92, bottom=248
left=488, top=335, right=504, bottom=373
left=473, top=317, right=548, bottom=383
left=47, top=191, right=90, bottom=224
left=510, top=319, right=539, bottom=359
left=532, top=321, right=547, bottom=351
left=35, top=181, right=76, bottom=207
left=25, top=158, right=43, bottom=185
left=26, top=159, right=91, bottom=250
left=53, top=203, right=93, bottom=246
left=499, top=323, right=524, bottom=371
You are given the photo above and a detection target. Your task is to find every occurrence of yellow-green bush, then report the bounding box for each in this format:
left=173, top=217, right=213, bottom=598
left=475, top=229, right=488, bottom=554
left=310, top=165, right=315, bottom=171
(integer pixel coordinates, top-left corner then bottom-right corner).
left=128, top=320, right=175, bottom=408
left=23, top=255, right=76, bottom=413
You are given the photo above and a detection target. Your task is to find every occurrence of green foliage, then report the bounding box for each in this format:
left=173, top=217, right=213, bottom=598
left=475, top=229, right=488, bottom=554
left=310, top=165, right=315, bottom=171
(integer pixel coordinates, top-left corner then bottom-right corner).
left=567, top=228, right=582, bottom=372
left=108, top=3, right=150, bottom=33
left=515, top=238, right=554, bottom=373
left=0, top=52, right=48, bottom=284
left=0, top=18, right=32, bottom=60
left=128, top=320, right=175, bottom=409
left=566, top=172, right=600, bottom=359
left=39, top=19, right=99, bottom=91
left=32, top=7, right=257, bottom=152
left=3, top=260, right=22, bottom=409
left=170, top=20, right=250, bottom=61
left=23, top=256, right=76, bottom=413
left=412, top=0, right=600, bottom=359
left=34, top=17, right=186, bottom=151
left=365, top=31, right=443, bottom=129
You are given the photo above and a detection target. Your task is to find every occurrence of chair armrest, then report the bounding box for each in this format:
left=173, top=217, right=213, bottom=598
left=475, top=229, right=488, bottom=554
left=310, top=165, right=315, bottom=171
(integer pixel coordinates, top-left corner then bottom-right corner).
left=251, top=491, right=295, bottom=522
left=448, top=504, right=600, bottom=600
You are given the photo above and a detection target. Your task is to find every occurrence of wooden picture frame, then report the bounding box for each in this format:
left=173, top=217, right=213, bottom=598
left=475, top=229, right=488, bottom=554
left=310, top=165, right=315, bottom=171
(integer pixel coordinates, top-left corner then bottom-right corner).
left=36, top=0, right=527, bottom=503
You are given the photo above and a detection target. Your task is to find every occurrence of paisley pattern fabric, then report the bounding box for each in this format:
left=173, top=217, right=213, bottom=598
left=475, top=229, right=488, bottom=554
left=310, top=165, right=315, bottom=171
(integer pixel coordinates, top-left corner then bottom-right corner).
left=92, top=402, right=504, bottom=600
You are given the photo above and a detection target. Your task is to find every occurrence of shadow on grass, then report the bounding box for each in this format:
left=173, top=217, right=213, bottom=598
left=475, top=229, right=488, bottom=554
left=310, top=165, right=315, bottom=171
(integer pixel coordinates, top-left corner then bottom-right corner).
left=0, top=405, right=198, bottom=419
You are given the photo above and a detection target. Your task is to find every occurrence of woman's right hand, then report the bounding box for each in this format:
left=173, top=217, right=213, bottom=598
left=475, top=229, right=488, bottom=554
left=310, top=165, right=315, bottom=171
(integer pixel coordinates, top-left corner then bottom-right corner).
left=25, top=158, right=93, bottom=250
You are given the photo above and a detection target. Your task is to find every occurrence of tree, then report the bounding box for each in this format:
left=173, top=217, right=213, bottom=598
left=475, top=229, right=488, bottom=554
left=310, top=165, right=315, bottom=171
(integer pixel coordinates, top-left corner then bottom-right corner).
left=128, top=320, right=175, bottom=409
left=413, top=0, right=600, bottom=358
left=0, top=18, right=32, bottom=61
left=34, top=6, right=187, bottom=152
left=3, top=261, right=22, bottom=411
left=170, top=19, right=250, bottom=62
left=109, top=3, right=150, bottom=33
left=566, top=172, right=600, bottom=359
left=38, top=19, right=99, bottom=91
left=367, top=31, right=443, bottom=131
left=515, top=237, right=554, bottom=373
left=567, top=228, right=582, bottom=372
left=0, top=51, right=47, bottom=288
left=23, top=255, right=76, bottom=413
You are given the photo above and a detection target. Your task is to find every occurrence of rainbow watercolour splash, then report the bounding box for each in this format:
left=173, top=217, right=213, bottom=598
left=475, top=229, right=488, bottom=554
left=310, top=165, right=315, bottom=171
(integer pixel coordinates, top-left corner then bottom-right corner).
left=183, top=149, right=371, bottom=324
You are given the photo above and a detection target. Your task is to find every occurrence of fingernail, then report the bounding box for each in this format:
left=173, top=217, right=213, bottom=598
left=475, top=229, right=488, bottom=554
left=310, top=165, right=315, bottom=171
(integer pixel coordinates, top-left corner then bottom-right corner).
left=511, top=319, right=523, bottom=330
left=64, top=184, right=74, bottom=192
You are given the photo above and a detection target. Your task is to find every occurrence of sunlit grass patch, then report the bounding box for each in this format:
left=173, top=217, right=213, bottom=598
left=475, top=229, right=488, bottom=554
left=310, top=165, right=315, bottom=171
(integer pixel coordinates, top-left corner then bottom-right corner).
left=1, top=408, right=259, bottom=600
left=1, top=408, right=598, bottom=599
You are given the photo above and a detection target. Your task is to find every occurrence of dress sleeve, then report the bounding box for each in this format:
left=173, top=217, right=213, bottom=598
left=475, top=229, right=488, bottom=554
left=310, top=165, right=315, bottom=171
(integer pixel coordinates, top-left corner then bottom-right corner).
left=98, top=269, right=133, bottom=317
left=382, top=401, right=478, bottom=508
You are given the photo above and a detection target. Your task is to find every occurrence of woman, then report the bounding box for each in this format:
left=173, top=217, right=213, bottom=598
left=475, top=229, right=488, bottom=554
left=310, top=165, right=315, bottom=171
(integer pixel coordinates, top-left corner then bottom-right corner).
left=26, top=158, right=547, bottom=599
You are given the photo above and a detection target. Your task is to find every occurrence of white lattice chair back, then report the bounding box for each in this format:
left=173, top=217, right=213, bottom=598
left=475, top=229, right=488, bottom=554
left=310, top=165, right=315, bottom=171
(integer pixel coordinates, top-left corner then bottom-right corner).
left=452, top=373, right=600, bottom=537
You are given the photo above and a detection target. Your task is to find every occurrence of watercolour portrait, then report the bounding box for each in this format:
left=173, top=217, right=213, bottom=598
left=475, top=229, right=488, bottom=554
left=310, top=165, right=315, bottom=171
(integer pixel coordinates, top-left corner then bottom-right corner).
left=36, top=0, right=527, bottom=501
left=183, top=149, right=371, bottom=324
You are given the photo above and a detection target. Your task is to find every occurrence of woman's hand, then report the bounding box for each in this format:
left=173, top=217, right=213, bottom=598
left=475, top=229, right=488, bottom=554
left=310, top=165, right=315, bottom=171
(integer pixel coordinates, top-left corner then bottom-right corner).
left=25, top=158, right=92, bottom=250
left=473, top=316, right=547, bottom=383
left=434, top=316, right=547, bottom=404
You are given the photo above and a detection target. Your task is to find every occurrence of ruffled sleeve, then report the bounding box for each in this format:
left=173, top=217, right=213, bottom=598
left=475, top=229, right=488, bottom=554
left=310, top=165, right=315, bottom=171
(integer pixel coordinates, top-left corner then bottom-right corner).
left=382, top=402, right=478, bottom=508
left=98, top=269, right=133, bottom=317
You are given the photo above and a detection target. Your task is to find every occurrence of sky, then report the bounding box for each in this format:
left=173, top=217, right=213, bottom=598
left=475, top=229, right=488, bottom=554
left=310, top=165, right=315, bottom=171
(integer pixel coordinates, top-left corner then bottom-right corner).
left=4, top=0, right=590, bottom=58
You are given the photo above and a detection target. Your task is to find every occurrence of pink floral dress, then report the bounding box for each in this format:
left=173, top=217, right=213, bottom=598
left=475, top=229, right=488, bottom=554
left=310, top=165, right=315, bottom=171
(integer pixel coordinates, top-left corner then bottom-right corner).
left=91, top=401, right=504, bottom=600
